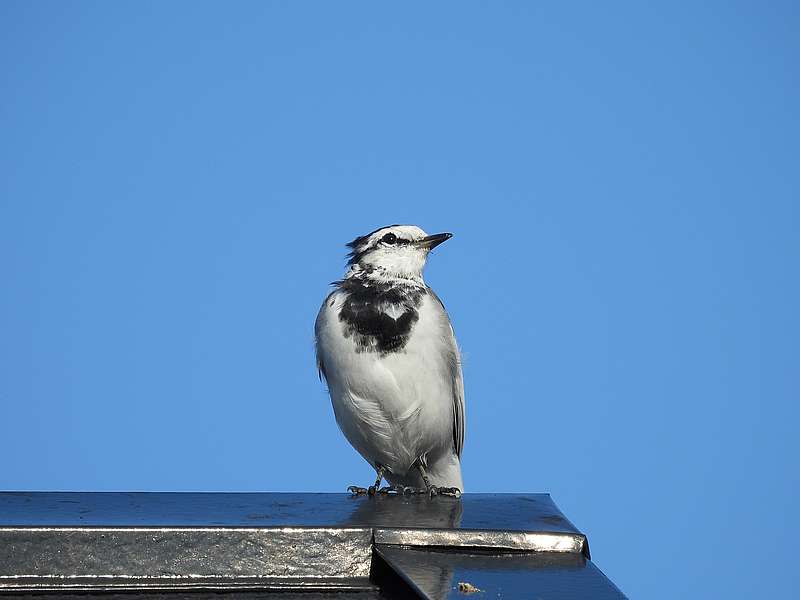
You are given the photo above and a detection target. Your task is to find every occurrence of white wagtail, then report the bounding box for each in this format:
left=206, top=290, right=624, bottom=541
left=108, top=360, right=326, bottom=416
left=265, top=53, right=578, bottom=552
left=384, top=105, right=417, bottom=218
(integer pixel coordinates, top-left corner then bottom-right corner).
left=315, top=225, right=465, bottom=497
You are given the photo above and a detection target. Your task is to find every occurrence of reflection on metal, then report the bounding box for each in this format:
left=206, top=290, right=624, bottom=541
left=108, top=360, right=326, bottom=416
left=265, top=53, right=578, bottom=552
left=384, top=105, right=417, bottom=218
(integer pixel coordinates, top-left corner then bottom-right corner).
left=375, top=529, right=586, bottom=553
left=0, top=527, right=372, bottom=591
left=0, top=592, right=383, bottom=600
left=376, top=545, right=627, bottom=600
left=0, top=577, right=372, bottom=594
left=0, top=492, right=624, bottom=598
left=0, top=492, right=576, bottom=530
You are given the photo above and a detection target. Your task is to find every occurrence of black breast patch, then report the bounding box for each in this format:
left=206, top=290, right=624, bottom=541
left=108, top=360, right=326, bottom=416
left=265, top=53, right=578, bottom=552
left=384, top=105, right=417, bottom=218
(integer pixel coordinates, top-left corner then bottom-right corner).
left=338, top=278, right=425, bottom=354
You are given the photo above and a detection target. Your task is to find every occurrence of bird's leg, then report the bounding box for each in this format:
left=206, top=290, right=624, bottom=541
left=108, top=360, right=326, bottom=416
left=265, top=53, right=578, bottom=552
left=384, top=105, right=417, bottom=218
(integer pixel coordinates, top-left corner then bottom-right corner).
left=348, top=465, right=385, bottom=496
left=417, top=462, right=436, bottom=496
left=416, top=463, right=462, bottom=498
left=374, top=467, right=409, bottom=495
left=368, top=465, right=385, bottom=496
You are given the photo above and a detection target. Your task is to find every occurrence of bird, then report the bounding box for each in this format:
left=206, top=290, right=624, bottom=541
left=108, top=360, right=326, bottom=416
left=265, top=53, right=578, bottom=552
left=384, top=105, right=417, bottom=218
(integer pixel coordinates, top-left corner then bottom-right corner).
left=314, top=224, right=465, bottom=497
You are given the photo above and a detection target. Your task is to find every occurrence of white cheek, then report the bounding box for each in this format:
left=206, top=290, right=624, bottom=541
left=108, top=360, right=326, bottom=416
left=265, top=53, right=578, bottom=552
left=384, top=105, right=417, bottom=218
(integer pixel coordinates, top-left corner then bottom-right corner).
left=408, top=253, right=426, bottom=273
left=359, top=245, right=429, bottom=278
left=395, top=250, right=424, bottom=273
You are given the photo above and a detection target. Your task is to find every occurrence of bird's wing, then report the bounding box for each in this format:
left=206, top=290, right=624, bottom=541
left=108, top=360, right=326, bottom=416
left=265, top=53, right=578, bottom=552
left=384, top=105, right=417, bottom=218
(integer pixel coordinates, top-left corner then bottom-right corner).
left=451, top=349, right=465, bottom=458
left=428, top=288, right=465, bottom=458
left=314, top=290, right=337, bottom=382
left=316, top=350, right=327, bottom=382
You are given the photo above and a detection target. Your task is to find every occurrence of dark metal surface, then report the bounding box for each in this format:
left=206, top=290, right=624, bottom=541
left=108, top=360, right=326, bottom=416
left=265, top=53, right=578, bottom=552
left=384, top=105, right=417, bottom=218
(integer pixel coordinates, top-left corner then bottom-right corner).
left=0, top=492, right=580, bottom=532
left=375, top=546, right=627, bottom=600
left=0, top=527, right=372, bottom=591
left=0, top=578, right=374, bottom=593
left=0, top=492, right=585, bottom=553
left=0, top=594, right=386, bottom=600
left=0, top=492, right=620, bottom=597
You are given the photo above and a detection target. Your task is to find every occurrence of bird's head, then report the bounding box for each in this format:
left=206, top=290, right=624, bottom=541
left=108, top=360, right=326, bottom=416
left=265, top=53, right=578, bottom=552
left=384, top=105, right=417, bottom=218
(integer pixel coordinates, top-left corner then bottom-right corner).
left=345, top=224, right=453, bottom=281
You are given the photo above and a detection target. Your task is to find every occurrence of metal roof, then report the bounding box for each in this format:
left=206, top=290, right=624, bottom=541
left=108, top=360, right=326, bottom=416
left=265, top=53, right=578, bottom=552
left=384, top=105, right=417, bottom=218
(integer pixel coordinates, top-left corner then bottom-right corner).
left=0, top=492, right=626, bottom=599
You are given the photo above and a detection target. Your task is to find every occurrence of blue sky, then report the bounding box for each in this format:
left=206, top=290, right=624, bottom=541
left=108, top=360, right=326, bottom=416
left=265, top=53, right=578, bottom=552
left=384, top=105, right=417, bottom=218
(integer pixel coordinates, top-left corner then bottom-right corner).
left=1, top=2, right=797, bottom=598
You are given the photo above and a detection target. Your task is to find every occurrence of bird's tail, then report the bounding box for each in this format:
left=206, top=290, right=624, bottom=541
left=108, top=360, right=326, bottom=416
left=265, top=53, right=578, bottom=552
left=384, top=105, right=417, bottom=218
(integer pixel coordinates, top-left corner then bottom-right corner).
left=427, top=452, right=464, bottom=490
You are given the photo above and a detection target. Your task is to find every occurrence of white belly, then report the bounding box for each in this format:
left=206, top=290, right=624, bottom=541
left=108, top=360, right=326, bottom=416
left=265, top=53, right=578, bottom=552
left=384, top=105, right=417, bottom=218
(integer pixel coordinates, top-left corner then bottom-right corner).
left=315, top=292, right=455, bottom=476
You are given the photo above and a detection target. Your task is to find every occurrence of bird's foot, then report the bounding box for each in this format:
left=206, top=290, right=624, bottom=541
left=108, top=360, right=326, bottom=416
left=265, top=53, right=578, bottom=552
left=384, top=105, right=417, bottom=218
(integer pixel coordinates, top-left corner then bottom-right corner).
left=413, top=462, right=462, bottom=498
left=371, top=484, right=462, bottom=498
left=379, top=485, right=438, bottom=496
left=432, top=486, right=462, bottom=498
left=349, top=485, right=384, bottom=496
left=373, top=485, right=423, bottom=495
left=403, top=484, right=463, bottom=498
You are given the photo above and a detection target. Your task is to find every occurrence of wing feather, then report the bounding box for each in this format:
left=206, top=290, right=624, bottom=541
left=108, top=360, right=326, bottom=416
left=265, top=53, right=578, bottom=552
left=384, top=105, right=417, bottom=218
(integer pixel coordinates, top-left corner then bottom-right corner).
left=428, top=288, right=465, bottom=457
left=315, top=290, right=341, bottom=382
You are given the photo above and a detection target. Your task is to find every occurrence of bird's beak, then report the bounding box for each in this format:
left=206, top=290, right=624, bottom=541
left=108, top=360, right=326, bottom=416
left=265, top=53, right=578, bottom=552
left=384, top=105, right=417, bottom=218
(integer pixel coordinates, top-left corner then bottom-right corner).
left=415, top=232, right=453, bottom=250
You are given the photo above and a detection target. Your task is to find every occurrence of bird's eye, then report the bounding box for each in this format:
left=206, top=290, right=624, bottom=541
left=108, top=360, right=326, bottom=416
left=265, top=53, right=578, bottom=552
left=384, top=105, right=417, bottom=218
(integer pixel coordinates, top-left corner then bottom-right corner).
left=382, top=233, right=398, bottom=245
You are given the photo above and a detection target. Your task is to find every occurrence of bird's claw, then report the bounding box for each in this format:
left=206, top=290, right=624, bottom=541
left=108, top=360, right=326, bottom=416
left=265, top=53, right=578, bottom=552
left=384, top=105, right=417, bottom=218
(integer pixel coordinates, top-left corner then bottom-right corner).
left=375, top=485, right=421, bottom=495
left=423, top=485, right=460, bottom=498
left=351, top=484, right=461, bottom=499
left=382, top=485, right=458, bottom=497
left=435, top=486, right=462, bottom=498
